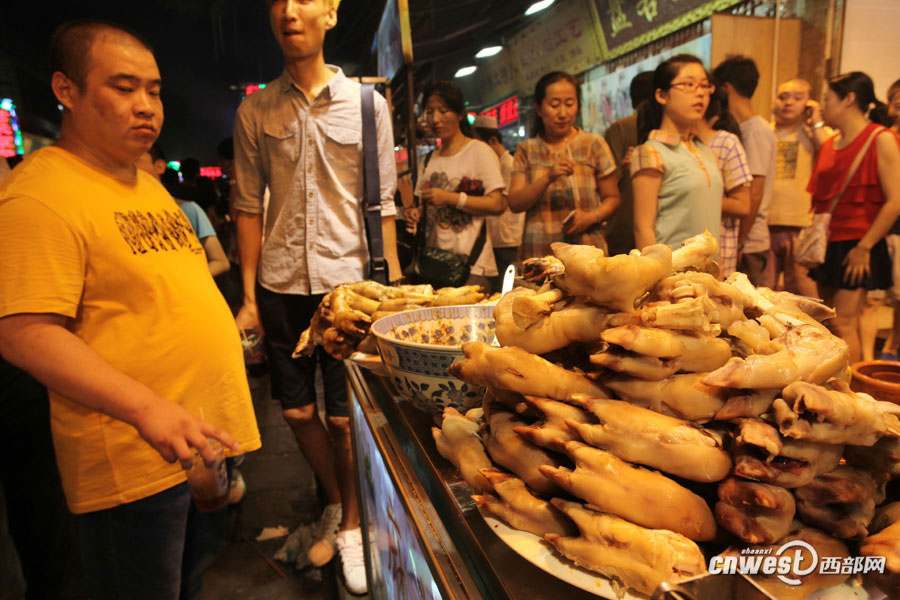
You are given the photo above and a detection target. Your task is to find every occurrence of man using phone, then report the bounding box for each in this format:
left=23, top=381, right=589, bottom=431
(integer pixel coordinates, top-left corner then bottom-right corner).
left=767, top=78, right=833, bottom=296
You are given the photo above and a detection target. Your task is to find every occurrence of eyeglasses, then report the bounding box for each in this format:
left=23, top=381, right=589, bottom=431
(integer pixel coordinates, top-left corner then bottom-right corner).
left=670, top=81, right=715, bottom=94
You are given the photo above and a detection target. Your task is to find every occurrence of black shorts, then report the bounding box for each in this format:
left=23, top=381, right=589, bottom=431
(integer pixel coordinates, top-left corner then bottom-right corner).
left=256, top=286, right=348, bottom=416
left=810, top=238, right=893, bottom=292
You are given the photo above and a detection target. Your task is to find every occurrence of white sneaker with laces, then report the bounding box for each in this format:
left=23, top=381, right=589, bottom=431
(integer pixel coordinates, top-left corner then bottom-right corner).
left=307, top=503, right=342, bottom=567
left=336, top=527, right=367, bottom=595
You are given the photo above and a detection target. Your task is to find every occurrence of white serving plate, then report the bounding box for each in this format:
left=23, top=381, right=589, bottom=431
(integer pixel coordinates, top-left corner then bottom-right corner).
left=478, top=509, right=647, bottom=599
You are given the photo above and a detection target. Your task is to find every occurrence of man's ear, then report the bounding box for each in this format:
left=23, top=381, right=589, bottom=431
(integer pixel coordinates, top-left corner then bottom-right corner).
left=324, top=4, right=338, bottom=31
left=153, top=159, right=167, bottom=177
left=51, top=71, right=78, bottom=111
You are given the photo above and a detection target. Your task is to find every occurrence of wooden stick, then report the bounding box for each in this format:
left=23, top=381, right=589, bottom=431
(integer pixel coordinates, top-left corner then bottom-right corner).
left=239, top=531, right=288, bottom=579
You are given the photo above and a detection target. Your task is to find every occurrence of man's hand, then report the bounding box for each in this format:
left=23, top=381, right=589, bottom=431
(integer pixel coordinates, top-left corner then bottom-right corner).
left=563, top=209, right=599, bottom=235
left=131, top=397, right=240, bottom=468
left=235, top=301, right=262, bottom=335
left=805, top=100, right=824, bottom=127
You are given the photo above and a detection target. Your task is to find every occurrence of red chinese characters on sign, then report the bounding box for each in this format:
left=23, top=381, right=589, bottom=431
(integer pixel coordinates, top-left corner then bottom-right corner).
left=479, top=96, right=519, bottom=128
left=0, top=109, right=16, bottom=158
left=200, top=167, right=222, bottom=178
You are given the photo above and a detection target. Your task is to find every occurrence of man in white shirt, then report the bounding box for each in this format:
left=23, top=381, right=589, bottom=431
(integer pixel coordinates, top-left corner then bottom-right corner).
left=767, top=78, right=832, bottom=297
left=233, top=0, right=400, bottom=592
left=475, top=116, right=521, bottom=289
left=714, top=56, right=777, bottom=288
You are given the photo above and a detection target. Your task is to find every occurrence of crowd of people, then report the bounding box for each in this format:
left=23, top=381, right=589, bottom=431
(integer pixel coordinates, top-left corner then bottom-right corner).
left=1, top=0, right=900, bottom=599
left=407, top=55, right=900, bottom=368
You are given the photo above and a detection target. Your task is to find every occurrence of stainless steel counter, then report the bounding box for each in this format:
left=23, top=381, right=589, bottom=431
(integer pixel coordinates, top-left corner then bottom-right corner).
left=346, top=361, right=599, bottom=600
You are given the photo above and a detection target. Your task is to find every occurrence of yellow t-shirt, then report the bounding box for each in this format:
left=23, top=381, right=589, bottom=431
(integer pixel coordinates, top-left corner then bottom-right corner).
left=0, top=147, right=261, bottom=514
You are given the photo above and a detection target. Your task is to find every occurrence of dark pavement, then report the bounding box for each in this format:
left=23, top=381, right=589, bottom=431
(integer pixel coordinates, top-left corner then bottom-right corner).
left=199, top=374, right=366, bottom=600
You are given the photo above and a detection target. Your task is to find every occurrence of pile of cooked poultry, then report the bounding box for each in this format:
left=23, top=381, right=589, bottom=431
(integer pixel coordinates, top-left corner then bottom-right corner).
left=293, top=281, right=497, bottom=360
left=432, top=231, right=900, bottom=599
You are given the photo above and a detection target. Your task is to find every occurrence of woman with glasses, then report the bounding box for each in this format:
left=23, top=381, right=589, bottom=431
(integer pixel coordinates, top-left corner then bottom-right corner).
left=631, top=54, right=724, bottom=250
left=507, top=71, right=620, bottom=260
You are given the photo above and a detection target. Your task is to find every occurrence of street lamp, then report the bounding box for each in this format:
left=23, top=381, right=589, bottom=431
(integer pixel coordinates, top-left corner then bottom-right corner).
left=454, top=66, right=477, bottom=78
left=475, top=46, right=503, bottom=59
left=525, top=0, right=555, bottom=16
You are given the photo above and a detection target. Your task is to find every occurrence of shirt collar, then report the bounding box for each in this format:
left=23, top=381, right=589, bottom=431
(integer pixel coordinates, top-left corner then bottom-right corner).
left=279, top=65, right=346, bottom=101
left=648, top=129, right=695, bottom=147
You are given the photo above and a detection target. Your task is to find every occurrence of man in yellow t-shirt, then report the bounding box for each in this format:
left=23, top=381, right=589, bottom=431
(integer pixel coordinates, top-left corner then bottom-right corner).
left=0, top=20, right=260, bottom=600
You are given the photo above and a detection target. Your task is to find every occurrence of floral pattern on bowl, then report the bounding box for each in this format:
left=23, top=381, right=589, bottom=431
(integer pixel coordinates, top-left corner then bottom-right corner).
left=371, top=304, right=495, bottom=418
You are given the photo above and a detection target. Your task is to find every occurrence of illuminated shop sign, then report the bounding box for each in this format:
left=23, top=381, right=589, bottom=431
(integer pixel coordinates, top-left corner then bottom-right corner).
left=479, top=96, right=520, bottom=128
left=243, top=83, right=267, bottom=98
left=0, top=98, right=24, bottom=158
left=200, top=167, right=222, bottom=178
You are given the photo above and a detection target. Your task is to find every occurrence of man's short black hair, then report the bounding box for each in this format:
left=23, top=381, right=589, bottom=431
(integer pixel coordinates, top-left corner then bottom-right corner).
left=49, top=19, right=154, bottom=90
left=712, top=55, right=760, bottom=99
left=148, top=143, right=166, bottom=164
left=474, top=126, right=502, bottom=145
left=629, top=72, right=654, bottom=109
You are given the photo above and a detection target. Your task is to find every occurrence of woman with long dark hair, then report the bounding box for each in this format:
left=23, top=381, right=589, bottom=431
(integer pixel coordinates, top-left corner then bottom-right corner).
left=507, top=71, right=619, bottom=259
left=631, top=54, right=724, bottom=250
left=693, top=82, right=751, bottom=277
left=807, top=71, right=900, bottom=363
left=406, top=81, right=506, bottom=288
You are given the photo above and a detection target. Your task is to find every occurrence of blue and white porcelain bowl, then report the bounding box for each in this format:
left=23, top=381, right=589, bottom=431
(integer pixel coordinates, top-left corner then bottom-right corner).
left=370, top=304, right=496, bottom=419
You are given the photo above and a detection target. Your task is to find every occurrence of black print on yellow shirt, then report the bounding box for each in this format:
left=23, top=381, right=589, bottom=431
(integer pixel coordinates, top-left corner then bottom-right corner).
left=113, top=210, right=204, bottom=255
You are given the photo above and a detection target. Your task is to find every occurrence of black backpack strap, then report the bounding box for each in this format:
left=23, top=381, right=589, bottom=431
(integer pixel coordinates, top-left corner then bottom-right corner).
left=466, top=220, right=487, bottom=268
left=361, top=83, right=386, bottom=283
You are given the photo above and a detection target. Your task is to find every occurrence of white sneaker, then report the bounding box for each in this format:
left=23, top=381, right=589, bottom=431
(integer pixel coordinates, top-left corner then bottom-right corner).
left=307, top=503, right=342, bottom=567
left=336, top=528, right=367, bottom=595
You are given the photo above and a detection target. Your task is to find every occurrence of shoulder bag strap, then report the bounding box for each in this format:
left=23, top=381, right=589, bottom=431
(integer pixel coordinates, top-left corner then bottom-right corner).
left=360, top=84, right=385, bottom=282
left=825, top=125, right=885, bottom=214
left=466, top=219, right=488, bottom=268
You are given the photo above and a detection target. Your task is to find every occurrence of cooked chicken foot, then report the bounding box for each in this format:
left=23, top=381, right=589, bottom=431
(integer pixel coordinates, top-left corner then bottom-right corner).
left=483, top=409, right=563, bottom=496
left=605, top=373, right=726, bottom=422
left=715, top=477, right=796, bottom=544
left=566, top=395, right=731, bottom=482
left=773, top=379, right=900, bottom=446
left=512, top=395, right=593, bottom=449
left=494, top=289, right=610, bottom=354
left=539, top=440, right=717, bottom=540
left=795, top=465, right=880, bottom=540
left=732, top=419, right=842, bottom=488
left=545, top=498, right=707, bottom=596
left=702, top=324, right=849, bottom=389
left=431, top=407, right=493, bottom=493
left=551, top=242, right=673, bottom=313
left=448, top=342, right=610, bottom=401
left=472, top=469, right=576, bottom=538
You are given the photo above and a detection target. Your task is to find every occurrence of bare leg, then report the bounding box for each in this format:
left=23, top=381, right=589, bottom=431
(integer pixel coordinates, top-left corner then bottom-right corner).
left=825, top=287, right=866, bottom=365
left=327, top=416, right=359, bottom=531
left=859, top=292, right=884, bottom=362
left=282, top=405, right=341, bottom=505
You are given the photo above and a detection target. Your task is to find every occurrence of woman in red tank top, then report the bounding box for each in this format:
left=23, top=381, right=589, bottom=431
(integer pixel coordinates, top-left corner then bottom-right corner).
left=807, top=72, right=900, bottom=363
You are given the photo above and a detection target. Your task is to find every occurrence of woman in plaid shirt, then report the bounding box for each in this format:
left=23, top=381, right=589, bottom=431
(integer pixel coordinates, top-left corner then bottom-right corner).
left=507, top=71, right=620, bottom=261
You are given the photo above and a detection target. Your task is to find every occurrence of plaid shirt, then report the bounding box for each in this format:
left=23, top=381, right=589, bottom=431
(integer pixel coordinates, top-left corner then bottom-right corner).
left=512, top=129, right=616, bottom=259
left=707, top=130, right=753, bottom=278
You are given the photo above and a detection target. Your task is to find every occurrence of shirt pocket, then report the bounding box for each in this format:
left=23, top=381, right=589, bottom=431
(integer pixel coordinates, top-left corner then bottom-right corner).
left=262, top=120, right=299, bottom=164
left=325, top=120, right=362, bottom=181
